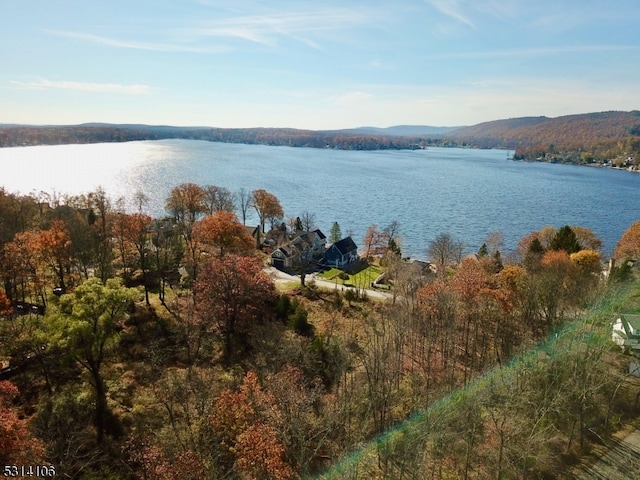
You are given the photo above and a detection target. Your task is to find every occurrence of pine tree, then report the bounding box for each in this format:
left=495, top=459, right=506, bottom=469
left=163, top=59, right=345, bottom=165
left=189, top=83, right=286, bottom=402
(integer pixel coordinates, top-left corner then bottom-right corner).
left=329, top=221, right=342, bottom=243
left=549, top=225, right=581, bottom=254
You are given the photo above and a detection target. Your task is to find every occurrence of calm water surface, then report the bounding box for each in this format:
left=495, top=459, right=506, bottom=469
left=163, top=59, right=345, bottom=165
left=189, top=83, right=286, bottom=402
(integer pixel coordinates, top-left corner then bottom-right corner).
left=2, top=139, right=639, bottom=258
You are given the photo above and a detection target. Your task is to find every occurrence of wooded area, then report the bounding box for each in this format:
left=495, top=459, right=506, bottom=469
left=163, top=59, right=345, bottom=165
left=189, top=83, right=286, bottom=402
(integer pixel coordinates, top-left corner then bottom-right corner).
left=1, top=183, right=640, bottom=479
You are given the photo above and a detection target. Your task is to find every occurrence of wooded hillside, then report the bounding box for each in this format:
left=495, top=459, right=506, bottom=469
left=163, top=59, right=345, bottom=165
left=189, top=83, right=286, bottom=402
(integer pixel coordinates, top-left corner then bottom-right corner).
left=2, top=182, right=640, bottom=479
left=447, top=110, right=640, bottom=163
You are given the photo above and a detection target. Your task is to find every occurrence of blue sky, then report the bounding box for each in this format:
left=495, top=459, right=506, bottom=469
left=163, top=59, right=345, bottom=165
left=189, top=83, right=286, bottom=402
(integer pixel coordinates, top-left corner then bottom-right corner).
left=2, top=0, right=639, bottom=129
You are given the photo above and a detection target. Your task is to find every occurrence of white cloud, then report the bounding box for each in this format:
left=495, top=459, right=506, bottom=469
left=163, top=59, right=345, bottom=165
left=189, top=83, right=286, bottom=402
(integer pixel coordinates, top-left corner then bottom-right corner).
left=424, top=0, right=475, bottom=28
left=11, top=79, right=151, bottom=95
left=190, top=8, right=376, bottom=48
left=46, top=31, right=230, bottom=54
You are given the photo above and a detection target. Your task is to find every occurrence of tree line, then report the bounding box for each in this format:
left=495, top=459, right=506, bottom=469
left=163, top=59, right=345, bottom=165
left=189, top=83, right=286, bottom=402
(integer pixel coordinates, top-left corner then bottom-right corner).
left=0, top=124, right=435, bottom=150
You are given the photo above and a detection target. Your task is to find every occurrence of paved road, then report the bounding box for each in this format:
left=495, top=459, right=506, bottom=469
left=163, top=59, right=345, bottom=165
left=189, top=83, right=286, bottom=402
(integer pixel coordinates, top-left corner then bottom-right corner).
left=263, top=267, right=394, bottom=301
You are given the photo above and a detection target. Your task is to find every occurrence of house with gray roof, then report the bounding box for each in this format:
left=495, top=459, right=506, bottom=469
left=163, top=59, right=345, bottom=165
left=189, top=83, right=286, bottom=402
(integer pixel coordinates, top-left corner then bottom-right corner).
left=322, top=236, right=358, bottom=269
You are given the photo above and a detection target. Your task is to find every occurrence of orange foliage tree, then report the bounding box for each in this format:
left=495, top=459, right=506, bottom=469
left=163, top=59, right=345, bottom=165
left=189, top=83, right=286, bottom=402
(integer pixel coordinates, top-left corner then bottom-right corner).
left=210, top=371, right=295, bottom=479
left=0, top=380, right=45, bottom=464
left=195, top=255, right=277, bottom=361
left=615, top=220, right=640, bottom=261
left=3, top=230, right=46, bottom=303
left=38, top=219, right=72, bottom=291
left=112, top=213, right=153, bottom=304
left=251, top=189, right=284, bottom=233
left=193, top=211, right=254, bottom=258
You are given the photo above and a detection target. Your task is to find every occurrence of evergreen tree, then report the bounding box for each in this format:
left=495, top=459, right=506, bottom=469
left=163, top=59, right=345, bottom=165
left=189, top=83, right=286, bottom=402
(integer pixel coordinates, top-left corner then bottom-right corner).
left=492, top=249, right=503, bottom=272
left=549, top=225, right=581, bottom=254
left=524, top=237, right=545, bottom=272
left=329, top=221, right=342, bottom=243
left=388, top=237, right=402, bottom=257
left=477, top=243, right=488, bottom=257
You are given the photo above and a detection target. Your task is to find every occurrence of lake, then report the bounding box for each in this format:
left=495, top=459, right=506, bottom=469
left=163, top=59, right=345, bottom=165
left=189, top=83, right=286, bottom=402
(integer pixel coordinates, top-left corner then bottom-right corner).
left=1, top=139, right=639, bottom=259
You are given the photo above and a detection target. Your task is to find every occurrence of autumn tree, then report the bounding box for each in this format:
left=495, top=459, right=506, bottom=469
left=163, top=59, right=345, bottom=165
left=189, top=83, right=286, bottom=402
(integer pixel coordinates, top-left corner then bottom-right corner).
left=121, top=213, right=153, bottom=304
left=49, top=277, right=137, bottom=443
left=111, top=212, right=137, bottom=285
left=252, top=189, right=284, bottom=233
left=362, top=224, right=390, bottom=259
left=165, top=183, right=207, bottom=282
left=0, top=380, right=45, bottom=464
left=38, top=219, right=72, bottom=292
left=195, top=255, right=277, bottom=361
left=211, top=371, right=295, bottom=479
left=536, top=250, right=577, bottom=330
left=3, top=229, right=47, bottom=304
left=193, top=211, right=254, bottom=258
left=615, top=220, right=640, bottom=261
left=571, top=226, right=602, bottom=251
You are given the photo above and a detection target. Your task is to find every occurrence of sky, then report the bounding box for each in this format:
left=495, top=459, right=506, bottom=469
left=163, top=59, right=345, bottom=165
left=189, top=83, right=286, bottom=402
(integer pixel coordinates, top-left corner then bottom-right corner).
left=2, top=0, right=640, bottom=130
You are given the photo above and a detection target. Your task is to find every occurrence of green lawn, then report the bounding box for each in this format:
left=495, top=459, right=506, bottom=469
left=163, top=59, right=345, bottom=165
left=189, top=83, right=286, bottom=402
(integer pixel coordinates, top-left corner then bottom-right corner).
left=318, top=263, right=385, bottom=288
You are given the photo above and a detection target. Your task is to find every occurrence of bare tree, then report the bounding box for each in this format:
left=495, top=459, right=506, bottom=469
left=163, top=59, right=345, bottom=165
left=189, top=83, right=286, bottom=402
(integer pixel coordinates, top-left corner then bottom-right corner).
left=236, top=188, right=252, bottom=226
left=204, top=185, right=235, bottom=214
left=300, top=211, right=317, bottom=232
left=427, top=232, right=464, bottom=275
left=484, top=231, right=504, bottom=255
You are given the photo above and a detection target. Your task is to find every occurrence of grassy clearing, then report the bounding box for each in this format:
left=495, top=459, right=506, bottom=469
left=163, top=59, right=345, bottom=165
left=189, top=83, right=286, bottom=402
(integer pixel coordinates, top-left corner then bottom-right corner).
left=275, top=281, right=301, bottom=292
left=318, top=263, right=385, bottom=288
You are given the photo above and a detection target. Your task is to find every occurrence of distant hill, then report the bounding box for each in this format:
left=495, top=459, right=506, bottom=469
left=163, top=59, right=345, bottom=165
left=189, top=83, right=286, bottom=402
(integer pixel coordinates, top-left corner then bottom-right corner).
left=446, top=111, right=640, bottom=153
left=344, top=125, right=462, bottom=136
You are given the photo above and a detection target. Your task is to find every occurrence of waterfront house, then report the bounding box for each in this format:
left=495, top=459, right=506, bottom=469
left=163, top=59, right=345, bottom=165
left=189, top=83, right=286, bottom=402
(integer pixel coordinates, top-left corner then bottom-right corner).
left=271, top=246, right=298, bottom=269
left=270, top=229, right=327, bottom=269
left=322, top=236, right=358, bottom=269
left=291, top=229, right=327, bottom=262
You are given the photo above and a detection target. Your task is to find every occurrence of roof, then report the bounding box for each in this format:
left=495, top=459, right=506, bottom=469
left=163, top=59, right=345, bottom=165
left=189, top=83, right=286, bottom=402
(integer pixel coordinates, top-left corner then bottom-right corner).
left=245, top=225, right=260, bottom=236
left=313, top=229, right=326, bottom=240
left=332, top=236, right=357, bottom=255
left=291, top=230, right=326, bottom=249
left=272, top=246, right=295, bottom=258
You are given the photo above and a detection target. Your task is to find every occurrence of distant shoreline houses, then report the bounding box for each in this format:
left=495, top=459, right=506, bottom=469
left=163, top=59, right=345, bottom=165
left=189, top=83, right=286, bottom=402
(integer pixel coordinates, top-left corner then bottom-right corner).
left=268, top=228, right=358, bottom=271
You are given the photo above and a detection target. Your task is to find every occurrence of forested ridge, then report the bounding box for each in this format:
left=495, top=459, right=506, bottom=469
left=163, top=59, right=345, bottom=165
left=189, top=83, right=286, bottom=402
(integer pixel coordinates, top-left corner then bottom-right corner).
left=0, top=124, right=431, bottom=151
left=449, top=110, right=640, bottom=165
left=3, top=182, right=640, bottom=479
left=3, top=110, right=640, bottom=165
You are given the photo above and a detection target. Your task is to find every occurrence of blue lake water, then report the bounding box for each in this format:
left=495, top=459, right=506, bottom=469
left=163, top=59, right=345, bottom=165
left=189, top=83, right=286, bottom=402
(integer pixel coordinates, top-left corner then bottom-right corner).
left=1, top=139, right=639, bottom=259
